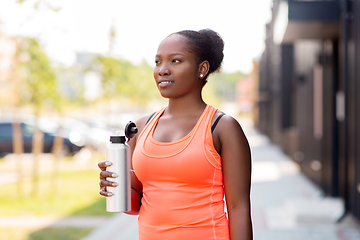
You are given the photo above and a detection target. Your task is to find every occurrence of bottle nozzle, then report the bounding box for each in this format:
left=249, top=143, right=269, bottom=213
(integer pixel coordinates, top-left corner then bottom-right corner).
left=125, top=121, right=138, bottom=140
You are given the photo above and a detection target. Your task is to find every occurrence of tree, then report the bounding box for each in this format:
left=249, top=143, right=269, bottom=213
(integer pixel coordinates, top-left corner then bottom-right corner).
left=93, top=56, right=160, bottom=105
left=16, top=37, right=60, bottom=197
left=209, top=71, right=245, bottom=102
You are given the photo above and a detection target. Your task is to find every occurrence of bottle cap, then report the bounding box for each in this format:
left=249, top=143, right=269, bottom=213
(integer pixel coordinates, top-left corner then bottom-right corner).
left=110, top=136, right=126, bottom=143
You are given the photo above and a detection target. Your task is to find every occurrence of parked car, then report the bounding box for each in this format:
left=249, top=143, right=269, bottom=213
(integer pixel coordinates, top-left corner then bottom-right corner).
left=0, top=121, right=84, bottom=157
left=38, top=117, right=113, bottom=151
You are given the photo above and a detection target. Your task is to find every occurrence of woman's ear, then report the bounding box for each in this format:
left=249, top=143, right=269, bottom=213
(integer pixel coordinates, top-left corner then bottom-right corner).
left=198, top=61, right=210, bottom=79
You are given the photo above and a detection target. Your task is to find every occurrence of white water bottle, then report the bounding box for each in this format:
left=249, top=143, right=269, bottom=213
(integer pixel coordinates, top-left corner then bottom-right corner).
left=106, top=133, right=131, bottom=212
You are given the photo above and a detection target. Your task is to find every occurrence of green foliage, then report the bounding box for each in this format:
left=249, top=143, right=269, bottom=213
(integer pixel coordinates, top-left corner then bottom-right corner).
left=95, top=56, right=160, bottom=104
left=208, top=71, right=245, bottom=102
left=92, top=55, right=244, bottom=107
left=54, top=64, right=86, bottom=109
left=203, top=80, right=223, bottom=108
left=11, top=36, right=245, bottom=113
left=209, top=71, right=245, bottom=85
left=16, top=37, right=63, bottom=113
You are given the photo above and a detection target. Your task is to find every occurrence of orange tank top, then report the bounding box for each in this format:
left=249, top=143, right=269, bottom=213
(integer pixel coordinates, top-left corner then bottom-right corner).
left=133, top=105, right=230, bottom=240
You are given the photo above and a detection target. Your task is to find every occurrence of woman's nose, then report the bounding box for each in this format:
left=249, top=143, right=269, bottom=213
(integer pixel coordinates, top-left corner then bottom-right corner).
left=158, top=65, right=170, bottom=76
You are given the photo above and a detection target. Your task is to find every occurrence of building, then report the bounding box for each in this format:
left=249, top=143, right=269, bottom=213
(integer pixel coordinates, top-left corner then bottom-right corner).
left=236, top=61, right=259, bottom=124
left=257, top=0, right=360, bottom=220
left=76, top=52, right=102, bottom=101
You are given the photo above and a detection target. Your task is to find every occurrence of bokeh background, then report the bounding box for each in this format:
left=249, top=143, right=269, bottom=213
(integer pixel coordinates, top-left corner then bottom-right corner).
left=1, top=0, right=360, bottom=239
left=0, top=0, right=271, bottom=239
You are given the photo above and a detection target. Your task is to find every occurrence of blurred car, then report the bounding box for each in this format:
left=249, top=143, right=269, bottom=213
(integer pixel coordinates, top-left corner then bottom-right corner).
left=0, top=121, right=84, bottom=157
left=38, top=117, right=113, bottom=151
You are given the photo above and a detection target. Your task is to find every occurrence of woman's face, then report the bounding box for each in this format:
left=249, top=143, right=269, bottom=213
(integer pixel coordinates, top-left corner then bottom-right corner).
left=153, top=34, right=202, bottom=99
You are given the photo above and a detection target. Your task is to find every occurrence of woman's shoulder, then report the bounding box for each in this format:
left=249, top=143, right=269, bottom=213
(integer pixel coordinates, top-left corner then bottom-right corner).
left=134, top=108, right=164, bottom=133
left=130, top=112, right=157, bottom=145
left=211, top=108, right=236, bottom=125
left=135, top=113, right=155, bottom=131
left=210, top=109, right=249, bottom=156
left=212, top=110, right=246, bottom=137
left=135, top=115, right=150, bottom=128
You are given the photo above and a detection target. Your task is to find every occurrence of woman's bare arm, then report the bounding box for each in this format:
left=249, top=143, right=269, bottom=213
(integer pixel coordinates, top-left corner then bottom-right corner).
left=215, top=115, right=253, bottom=240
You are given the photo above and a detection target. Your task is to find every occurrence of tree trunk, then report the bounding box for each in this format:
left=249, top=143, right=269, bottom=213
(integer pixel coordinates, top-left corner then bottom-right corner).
left=50, top=117, right=64, bottom=198
left=31, top=117, right=44, bottom=198
left=12, top=114, right=24, bottom=198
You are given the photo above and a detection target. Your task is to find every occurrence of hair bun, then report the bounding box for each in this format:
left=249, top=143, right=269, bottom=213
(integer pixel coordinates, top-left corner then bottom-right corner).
left=198, top=29, right=224, bottom=74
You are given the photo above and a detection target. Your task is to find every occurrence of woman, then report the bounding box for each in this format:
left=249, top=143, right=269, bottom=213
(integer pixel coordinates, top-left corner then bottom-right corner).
left=99, top=29, right=252, bottom=240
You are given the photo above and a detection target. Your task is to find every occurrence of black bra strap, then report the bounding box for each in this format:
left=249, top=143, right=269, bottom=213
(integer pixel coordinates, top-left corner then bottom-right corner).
left=211, top=113, right=225, bottom=133
left=145, top=112, right=156, bottom=125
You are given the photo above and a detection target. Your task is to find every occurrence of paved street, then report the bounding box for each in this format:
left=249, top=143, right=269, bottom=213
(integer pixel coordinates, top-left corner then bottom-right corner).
left=82, top=118, right=360, bottom=240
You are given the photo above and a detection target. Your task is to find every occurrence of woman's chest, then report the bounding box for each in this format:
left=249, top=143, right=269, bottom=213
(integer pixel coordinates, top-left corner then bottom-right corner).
left=152, top=116, right=198, bottom=143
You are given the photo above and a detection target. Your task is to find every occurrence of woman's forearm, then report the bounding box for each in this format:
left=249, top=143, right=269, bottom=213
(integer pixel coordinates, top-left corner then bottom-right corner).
left=125, top=188, right=142, bottom=215
left=228, top=207, right=253, bottom=240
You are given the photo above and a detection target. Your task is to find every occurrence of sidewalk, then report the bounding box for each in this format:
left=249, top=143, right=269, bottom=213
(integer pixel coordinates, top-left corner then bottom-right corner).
left=244, top=119, right=360, bottom=240
left=82, top=118, right=360, bottom=240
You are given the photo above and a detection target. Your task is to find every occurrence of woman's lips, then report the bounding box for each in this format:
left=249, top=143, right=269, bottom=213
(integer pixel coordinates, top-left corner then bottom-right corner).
left=158, top=80, right=174, bottom=87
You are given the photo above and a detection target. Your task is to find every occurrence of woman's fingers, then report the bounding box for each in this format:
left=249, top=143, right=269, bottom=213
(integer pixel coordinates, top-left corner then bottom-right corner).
left=99, top=172, right=118, bottom=188
left=99, top=179, right=118, bottom=197
left=98, top=161, right=112, bottom=171
left=99, top=160, right=118, bottom=197
left=99, top=179, right=119, bottom=187
left=100, top=170, right=118, bottom=180
left=99, top=185, right=114, bottom=197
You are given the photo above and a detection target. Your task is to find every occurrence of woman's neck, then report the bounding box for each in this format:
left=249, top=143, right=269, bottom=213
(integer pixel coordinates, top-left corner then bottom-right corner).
left=165, top=97, right=206, bottom=117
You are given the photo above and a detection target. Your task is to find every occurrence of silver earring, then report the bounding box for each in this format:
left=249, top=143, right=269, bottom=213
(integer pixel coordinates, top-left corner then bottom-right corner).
left=200, top=74, right=203, bottom=78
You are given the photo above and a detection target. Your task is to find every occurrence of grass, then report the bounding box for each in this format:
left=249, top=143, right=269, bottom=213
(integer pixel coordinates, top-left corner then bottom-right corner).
left=0, top=167, right=116, bottom=239
left=0, top=169, right=113, bottom=217
left=29, top=227, right=94, bottom=240
left=0, top=228, right=34, bottom=240
left=1, top=227, right=93, bottom=240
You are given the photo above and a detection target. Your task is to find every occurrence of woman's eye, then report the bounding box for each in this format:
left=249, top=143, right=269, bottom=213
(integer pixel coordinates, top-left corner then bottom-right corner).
left=155, top=60, right=161, bottom=65
left=173, top=59, right=181, bottom=63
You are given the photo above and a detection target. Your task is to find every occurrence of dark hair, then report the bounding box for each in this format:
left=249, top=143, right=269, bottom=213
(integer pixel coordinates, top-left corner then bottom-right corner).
left=172, top=29, right=224, bottom=82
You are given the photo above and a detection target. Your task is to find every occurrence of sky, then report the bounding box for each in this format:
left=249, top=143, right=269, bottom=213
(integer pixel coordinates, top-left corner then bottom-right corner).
left=0, top=0, right=273, bottom=74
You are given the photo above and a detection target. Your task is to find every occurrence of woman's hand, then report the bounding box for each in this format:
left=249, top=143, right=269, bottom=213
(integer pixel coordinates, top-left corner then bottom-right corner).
left=98, top=160, right=118, bottom=197
left=98, top=116, right=147, bottom=213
